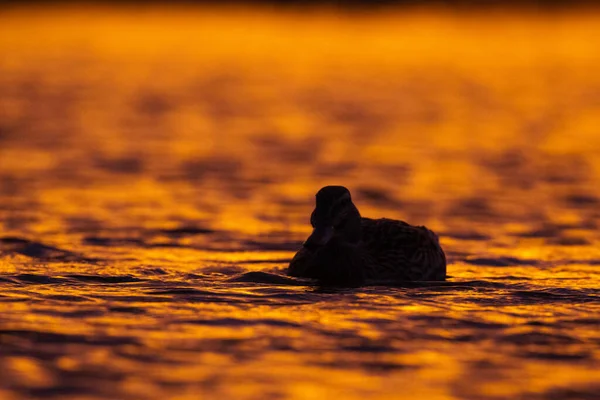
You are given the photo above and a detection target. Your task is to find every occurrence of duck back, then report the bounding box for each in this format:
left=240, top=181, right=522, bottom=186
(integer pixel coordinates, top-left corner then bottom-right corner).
left=360, top=218, right=446, bottom=281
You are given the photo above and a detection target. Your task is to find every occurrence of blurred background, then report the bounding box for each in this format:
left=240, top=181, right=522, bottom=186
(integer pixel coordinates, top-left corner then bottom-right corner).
left=2, top=0, right=600, bottom=238
left=1, top=1, right=599, bottom=399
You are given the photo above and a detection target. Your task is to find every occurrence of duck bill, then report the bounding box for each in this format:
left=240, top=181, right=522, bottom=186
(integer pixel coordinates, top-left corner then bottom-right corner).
left=303, top=226, right=334, bottom=249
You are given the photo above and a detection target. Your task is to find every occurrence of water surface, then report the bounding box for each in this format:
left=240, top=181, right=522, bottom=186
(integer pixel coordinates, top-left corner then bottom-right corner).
left=0, top=6, right=599, bottom=399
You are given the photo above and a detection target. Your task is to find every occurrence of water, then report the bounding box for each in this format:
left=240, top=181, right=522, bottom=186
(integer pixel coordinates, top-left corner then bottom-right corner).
left=0, top=6, right=599, bottom=399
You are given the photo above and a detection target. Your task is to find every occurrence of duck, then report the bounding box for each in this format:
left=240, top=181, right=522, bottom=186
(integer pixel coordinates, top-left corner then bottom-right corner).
left=288, top=185, right=446, bottom=286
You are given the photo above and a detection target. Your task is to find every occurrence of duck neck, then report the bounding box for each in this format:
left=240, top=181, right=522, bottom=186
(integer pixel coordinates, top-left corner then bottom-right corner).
left=335, top=203, right=362, bottom=245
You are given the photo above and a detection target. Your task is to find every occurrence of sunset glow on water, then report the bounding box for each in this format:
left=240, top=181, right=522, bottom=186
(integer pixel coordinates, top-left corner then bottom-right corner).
left=0, top=4, right=599, bottom=399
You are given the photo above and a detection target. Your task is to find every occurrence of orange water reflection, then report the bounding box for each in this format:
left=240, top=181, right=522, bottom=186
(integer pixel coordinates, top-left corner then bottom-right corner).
left=0, top=4, right=599, bottom=400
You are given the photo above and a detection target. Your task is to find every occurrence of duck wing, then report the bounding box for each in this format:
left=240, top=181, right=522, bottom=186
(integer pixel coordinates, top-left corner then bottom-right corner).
left=288, top=242, right=367, bottom=286
left=360, top=218, right=446, bottom=281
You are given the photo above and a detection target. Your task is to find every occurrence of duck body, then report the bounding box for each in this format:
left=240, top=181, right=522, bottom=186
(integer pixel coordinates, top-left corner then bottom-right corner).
left=289, top=238, right=368, bottom=286
left=288, top=186, right=446, bottom=286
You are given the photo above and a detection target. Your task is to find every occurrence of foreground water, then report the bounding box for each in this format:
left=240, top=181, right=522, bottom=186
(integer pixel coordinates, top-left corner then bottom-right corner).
left=1, top=6, right=599, bottom=399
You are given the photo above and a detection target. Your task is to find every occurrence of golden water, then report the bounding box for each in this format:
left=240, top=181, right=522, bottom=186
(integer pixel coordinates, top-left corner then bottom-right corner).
left=0, top=5, right=599, bottom=399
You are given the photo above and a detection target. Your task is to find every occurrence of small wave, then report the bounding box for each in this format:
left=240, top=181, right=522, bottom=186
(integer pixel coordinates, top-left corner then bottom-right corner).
left=174, top=317, right=302, bottom=328
left=42, top=294, right=94, bottom=302
left=527, top=385, right=600, bottom=400
left=511, top=288, right=599, bottom=303
left=65, top=274, right=144, bottom=284
left=545, top=237, right=591, bottom=246
left=407, top=315, right=508, bottom=330
left=500, top=331, right=582, bottom=345
left=227, top=271, right=308, bottom=285
left=0, top=329, right=138, bottom=346
left=83, top=236, right=146, bottom=247
left=136, top=267, right=169, bottom=275
left=36, top=308, right=105, bottom=318
left=108, top=306, right=147, bottom=314
left=0, top=237, right=95, bottom=262
left=0, top=276, right=18, bottom=284
left=216, top=258, right=292, bottom=265
left=0, top=294, right=29, bottom=302
left=148, top=287, right=215, bottom=295
left=463, top=256, right=539, bottom=266
left=523, top=350, right=590, bottom=361
left=156, top=226, right=215, bottom=237
left=14, top=273, right=70, bottom=284
left=198, top=265, right=246, bottom=276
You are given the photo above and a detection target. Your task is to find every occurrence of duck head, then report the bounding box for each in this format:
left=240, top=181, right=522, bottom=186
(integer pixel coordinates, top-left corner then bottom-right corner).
left=303, top=186, right=362, bottom=249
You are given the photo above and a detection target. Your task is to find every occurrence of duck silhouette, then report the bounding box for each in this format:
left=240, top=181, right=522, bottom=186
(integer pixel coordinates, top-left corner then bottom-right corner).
left=288, top=186, right=446, bottom=286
